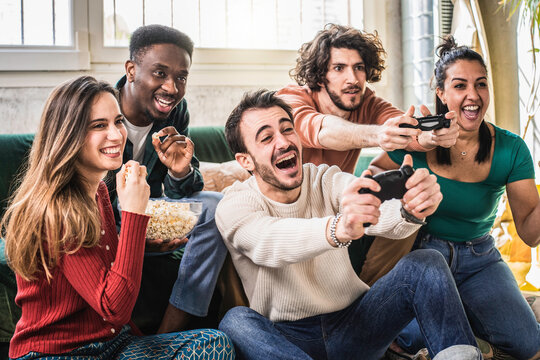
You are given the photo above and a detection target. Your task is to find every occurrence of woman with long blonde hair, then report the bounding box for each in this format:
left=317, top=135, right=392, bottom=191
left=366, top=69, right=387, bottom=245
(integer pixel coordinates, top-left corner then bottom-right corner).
left=2, top=76, right=233, bottom=359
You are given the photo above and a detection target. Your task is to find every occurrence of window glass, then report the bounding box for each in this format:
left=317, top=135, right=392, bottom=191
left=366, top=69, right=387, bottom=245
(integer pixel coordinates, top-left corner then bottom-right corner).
left=102, top=0, right=363, bottom=50
left=0, top=0, right=72, bottom=46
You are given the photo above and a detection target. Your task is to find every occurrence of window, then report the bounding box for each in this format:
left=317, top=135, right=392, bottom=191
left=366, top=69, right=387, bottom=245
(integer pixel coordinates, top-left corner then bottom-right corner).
left=0, top=0, right=72, bottom=46
left=0, top=0, right=89, bottom=71
left=103, top=0, right=363, bottom=50
left=0, top=0, right=363, bottom=74
left=90, top=0, right=364, bottom=67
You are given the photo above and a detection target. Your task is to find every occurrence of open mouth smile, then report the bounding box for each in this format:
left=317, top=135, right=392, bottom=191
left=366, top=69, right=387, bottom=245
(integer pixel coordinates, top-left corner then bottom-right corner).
left=462, top=104, right=480, bottom=120
left=154, top=95, right=176, bottom=113
left=275, top=153, right=297, bottom=170
left=100, top=146, right=122, bottom=157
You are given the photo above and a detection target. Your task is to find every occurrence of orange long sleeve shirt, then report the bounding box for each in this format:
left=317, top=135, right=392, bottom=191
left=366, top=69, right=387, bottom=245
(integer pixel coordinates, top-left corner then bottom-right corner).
left=277, top=84, right=425, bottom=174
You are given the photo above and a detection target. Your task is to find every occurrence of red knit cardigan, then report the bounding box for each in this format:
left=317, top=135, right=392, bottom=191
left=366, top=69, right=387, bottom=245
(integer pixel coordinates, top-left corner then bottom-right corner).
left=9, top=182, right=150, bottom=358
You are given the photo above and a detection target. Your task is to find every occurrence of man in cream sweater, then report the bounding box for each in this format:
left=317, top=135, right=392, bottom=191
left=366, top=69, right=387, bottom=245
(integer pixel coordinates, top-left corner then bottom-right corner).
left=215, top=90, right=481, bottom=359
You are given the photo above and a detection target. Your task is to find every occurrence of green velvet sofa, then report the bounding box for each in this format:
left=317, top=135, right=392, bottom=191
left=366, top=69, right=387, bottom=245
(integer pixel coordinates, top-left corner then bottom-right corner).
left=0, top=126, right=375, bottom=356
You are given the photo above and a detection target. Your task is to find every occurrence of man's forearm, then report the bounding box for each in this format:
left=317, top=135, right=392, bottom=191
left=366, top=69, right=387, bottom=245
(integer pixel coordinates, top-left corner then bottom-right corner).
left=318, top=114, right=380, bottom=150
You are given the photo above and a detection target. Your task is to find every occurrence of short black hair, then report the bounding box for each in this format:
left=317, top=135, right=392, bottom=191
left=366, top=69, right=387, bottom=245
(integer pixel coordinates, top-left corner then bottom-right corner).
left=129, top=24, right=194, bottom=64
left=225, top=90, right=294, bottom=154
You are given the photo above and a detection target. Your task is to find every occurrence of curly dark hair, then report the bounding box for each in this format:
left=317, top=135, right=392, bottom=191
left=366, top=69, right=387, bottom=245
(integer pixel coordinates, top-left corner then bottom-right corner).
left=225, top=90, right=294, bottom=155
left=129, top=24, right=194, bottom=64
left=289, top=24, right=386, bottom=91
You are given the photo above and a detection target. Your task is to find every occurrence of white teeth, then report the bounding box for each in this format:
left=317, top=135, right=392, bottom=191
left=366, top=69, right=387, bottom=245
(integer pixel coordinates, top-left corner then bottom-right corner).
left=463, top=105, right=479, bottom=111
left=101, top=147, right=120, bottom=154
left=276, top=154, right=295, bottom=164
left=157, top=98, right=173, bottom=106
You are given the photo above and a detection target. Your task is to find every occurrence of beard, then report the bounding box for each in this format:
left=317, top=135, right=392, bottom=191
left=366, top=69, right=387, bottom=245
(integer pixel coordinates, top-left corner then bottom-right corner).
left=325, top=82, right=363, bottom=112
left=251, top=146, right=303, bottom=191
left=144, top=109, right=168, bottom=124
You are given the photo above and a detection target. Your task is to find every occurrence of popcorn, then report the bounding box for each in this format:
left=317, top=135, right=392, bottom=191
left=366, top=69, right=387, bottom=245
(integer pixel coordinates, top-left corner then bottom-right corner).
left=145, top=200, right=199, bottom=241
left=122, top=163, right=147, bottom=183
left=123, top=164, right=133, bottom=183
left=152, top=132, right=161, bottom=143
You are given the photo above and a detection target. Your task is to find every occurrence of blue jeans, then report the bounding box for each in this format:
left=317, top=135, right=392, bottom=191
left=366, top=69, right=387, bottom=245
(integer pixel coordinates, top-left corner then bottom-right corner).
left=167, top=191, right=228, bottom=316
left=397, top=233, right=540, bottom=359
left=219, top=249, right=479, bottom=360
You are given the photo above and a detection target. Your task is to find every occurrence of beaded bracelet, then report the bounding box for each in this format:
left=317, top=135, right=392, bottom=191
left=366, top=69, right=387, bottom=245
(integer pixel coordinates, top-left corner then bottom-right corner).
left=330, top=213, right=352, bottom=248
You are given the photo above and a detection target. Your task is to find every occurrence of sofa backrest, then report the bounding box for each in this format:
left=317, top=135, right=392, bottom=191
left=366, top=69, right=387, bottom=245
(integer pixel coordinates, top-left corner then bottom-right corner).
left=0, top=134, right=34, bottom=219
left=189, top=126, right=235, bottom=163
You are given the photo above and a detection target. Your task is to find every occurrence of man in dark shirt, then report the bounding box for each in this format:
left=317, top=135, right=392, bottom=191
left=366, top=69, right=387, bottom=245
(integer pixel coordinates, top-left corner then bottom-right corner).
left=110, top=24, right=227, bottom=333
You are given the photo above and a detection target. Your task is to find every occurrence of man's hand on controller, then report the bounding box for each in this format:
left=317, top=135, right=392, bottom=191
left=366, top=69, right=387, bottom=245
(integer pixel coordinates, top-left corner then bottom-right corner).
left=401, top=154, right=442, bottom=219
left=377, top=106, right=421, bottom=151
left=417, top=105, right=459, bottom=150
left=334, top=171, right=383, bottom=242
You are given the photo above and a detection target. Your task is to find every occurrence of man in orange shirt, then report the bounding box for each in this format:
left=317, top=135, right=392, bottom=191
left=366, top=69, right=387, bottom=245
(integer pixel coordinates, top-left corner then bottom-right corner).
left=277, top=24, right=459, bottom=283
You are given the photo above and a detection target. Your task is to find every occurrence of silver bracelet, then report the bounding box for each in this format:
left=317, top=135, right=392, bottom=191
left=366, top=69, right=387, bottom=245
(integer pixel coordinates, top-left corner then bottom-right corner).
left=330, top=213, right=352, bottom=248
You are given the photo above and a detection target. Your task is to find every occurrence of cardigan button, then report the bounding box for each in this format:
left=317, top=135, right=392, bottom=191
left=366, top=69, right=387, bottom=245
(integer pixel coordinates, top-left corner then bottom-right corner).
left=111, top=328, right=116, bottom=334
left=101, top=230, right=105, bottom=235
left=105, top=245, right=110, bottom=251
left=110, top=262, right=114, bottom=267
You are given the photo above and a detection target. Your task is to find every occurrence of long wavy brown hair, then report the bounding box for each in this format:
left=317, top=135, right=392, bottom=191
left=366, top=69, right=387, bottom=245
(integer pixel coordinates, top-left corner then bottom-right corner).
left=1, top=76, right=118, bottom=281
left=290, top=23, right=387, bottom=91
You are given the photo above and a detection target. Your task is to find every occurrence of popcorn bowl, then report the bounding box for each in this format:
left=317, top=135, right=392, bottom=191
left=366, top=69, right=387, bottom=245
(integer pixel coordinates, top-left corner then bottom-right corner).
left=145, top=198, right=202, bottom=242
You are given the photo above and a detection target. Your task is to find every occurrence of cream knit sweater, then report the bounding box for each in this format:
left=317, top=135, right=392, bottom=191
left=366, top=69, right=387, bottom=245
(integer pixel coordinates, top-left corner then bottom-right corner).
left=216, top=163, right=421, bottom=322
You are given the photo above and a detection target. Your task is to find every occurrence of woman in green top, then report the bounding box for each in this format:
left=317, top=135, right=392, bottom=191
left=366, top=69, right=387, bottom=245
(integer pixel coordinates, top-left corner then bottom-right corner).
left=371, top=36, right=540, bottom=359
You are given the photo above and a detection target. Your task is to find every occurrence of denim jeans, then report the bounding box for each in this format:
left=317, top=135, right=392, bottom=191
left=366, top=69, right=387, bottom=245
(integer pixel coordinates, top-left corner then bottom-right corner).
left=219, top=249, right=479, bottom=360
left=397, top=233, right=540, bottom=359
left=166, top=191, right=228, bottom=316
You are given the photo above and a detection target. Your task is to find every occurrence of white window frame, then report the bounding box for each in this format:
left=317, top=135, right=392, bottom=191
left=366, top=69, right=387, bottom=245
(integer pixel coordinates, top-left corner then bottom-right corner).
left=89, top=0, right=299, bottom=65
left=87, top=0, right=299, bottom=87
left=0, top=0, right=379, bottom=90
left=0, top=0, right=90, bottom=71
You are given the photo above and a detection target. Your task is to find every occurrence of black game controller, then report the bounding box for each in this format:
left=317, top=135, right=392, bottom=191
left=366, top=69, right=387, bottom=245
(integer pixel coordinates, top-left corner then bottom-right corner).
left=358, top=164, right=414, bottom=226
left=399, top=114, right=450, bottom=131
